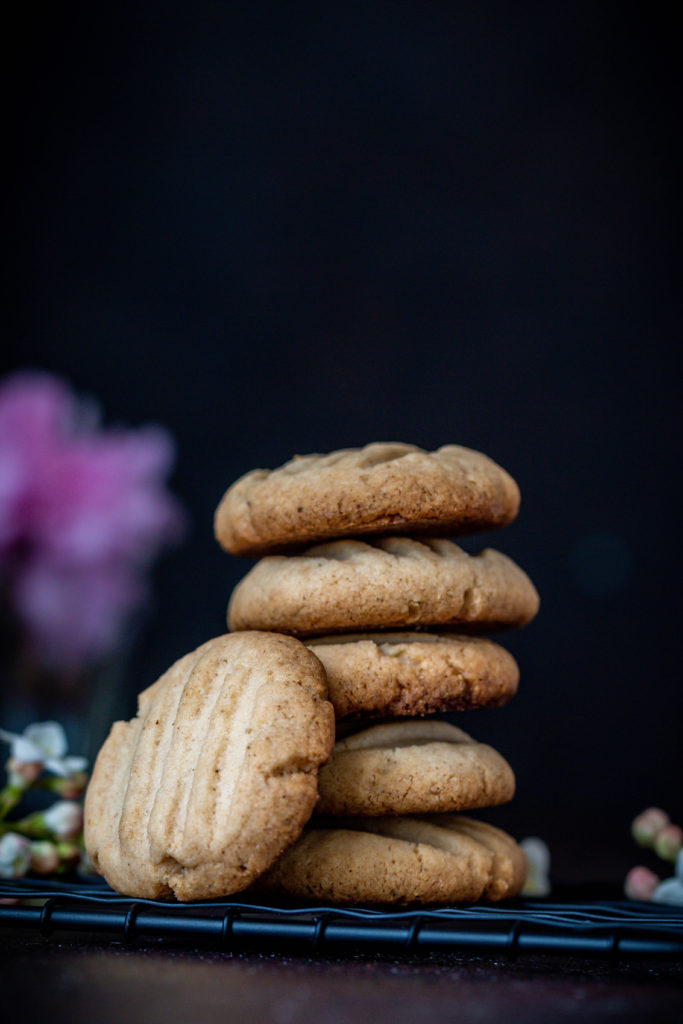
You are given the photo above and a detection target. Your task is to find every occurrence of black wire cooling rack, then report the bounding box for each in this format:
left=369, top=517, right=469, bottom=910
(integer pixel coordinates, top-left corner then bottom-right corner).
left=1, top=876, right=682, bottom=959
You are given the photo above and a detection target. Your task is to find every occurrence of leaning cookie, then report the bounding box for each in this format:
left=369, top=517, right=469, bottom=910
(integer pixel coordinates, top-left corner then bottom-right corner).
left=214, top=442, right=520, bottom=556
left=228, top=537, right=539, bottom=636
left=306, top=632, right=519, bottom=718
left=258, top=815, right=526, bottom=904
left=84, top=632, right=335, bottom=901
left=315, top=720, right=515, bottom=817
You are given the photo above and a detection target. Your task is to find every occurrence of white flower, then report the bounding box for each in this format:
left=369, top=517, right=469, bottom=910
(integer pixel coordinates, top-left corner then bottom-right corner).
left=652, top=848, right=683, bottom=907
left=0, top=832, right=32, bottom=878
left=0, top=721, right=87, bottom=778
left=520, top=836, right=551, bottom=897
left=43, top=800, right=83, bottom=839
left=652, top=879, right=683, bottom=906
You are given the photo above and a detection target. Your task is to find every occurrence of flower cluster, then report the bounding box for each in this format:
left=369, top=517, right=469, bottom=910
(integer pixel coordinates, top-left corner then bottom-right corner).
left=0, top=371, right=185, bottom=669
left=624, top=807, right=683, bottom=906
left=0, top=722, right=91, bottom=879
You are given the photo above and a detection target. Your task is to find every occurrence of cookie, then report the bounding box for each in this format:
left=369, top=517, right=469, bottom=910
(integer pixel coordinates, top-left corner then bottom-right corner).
left=83, top=632, right=335, bottom=901
left=306, top=632, right=519, bottom=718
left=315, top=720, right=515, bottom=817
left=227, top=537, right=539, bottom=636
left=258, top=815, right=526, bottom=904
left=214, top=442, right=520, bottom=556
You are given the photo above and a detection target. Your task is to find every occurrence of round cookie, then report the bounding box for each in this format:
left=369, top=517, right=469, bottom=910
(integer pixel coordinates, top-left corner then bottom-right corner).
left=306, top=632, right=519, bottom=718
left=315, top=720, right=515, bottom=817
left=214, top=442, right=520, bottom=556
left=227, top=537, right=540, bottom=636
left=84, top=632, right=335, bottom=901
left=258, top=815, right=526, bottom=904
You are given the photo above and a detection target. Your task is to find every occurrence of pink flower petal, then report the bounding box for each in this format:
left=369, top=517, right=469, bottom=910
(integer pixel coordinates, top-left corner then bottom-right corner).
left=0, top=370, right=187, bottom=669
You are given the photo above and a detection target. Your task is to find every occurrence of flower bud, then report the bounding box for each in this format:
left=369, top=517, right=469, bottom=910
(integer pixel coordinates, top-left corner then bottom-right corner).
left=624, top=865, right=659, bottom=901
left=0, top=832, right=32, bottom=878
left=631, top=807, right=669, bottom=847
left=653, top=824, right=683, bottom=862
left=6, top=757, right=42, bottom=787
left=51, top=772, right=88, bottom=799
left=30, top=840, right=60, bottom=875
left=55, top=841, right=81, bottom=869
left=43, top=800, right=83, bottom=839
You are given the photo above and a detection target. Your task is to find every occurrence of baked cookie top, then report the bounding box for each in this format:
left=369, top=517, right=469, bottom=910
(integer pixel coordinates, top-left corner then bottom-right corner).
left=306, top=632, right=519, bottom=718
left=258, top=815, right=526, bottom=905
left=84, top=632, right=335, bottom=901
left=227, top=537, right=539, bottom=636
left=316, top=720, right=515, bottom=817
left=214, top=442, right=520, bottom=556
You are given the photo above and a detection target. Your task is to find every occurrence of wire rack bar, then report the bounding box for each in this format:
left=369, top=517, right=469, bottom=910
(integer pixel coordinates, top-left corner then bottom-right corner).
left=1, top=883, right=682, bottom=959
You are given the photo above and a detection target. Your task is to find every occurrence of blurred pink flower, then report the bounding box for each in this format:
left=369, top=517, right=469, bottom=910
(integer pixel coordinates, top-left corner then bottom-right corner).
left=0, top=371, right=186, bottom=668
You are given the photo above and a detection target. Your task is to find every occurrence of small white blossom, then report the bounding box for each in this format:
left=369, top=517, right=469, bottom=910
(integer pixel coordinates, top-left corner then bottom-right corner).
left=652, top=879, right=683, bottom=906
left=43, top=800, right=83, bottom=839
left=521, top=836, right=551, bottom=897
left=652, top=849, right=683, bottom=907
left=0, top=721, right=87, bottom=778
left=78, top=845, right=96, bottom=875
left=0, top=832, right=32, bottom=878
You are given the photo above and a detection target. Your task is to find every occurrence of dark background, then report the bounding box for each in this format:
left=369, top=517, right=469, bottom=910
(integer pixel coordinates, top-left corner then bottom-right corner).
left=3, top=2, right=681, bottom=884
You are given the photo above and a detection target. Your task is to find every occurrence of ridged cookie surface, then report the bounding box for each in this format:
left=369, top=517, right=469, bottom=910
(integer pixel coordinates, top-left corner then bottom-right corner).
left=258, top=815, right=526, bottom=904
left=215, top=442, right=520, bottom=556
left=84, top=632, right=335, bottom=901
left=228, top=537, right=539, bottom=636
left=307, top=632, right=519, bottom=718
left=316, top=720, right=515, bottom=816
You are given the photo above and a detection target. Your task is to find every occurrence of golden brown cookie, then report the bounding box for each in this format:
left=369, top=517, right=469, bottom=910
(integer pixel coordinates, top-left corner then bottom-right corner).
left=227, top=537, right=539, bottom=636
left=315, top=720, right=515, bottom=817
left=83, top=632, right=335, bottom=901
left=258, top=815, right=526, bottom=904
left=215, top=442, right=520, bottom=556
left=306, top=632, right=519, bottom=718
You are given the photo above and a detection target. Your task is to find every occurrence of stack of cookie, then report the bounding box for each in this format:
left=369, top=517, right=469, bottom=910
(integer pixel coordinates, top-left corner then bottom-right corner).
left=217, top=442, right=539, bottom=905
left=84, top=441, right=538, bottom=906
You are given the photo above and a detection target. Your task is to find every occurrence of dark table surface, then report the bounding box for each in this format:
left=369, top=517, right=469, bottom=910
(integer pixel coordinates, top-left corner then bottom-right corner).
left=2, top=874, right=682, bottom=1022
left=2, top=928, right=682, bottom=1024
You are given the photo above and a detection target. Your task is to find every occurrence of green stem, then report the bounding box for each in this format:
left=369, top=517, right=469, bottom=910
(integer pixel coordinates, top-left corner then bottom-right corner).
left=32, top=777, right=65, bottom=795
left=0, top=783, right=26, bottom=822
left=32, top=776, right=86, bottom=799
left=0, top=809, right=50, bottom=839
